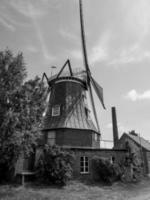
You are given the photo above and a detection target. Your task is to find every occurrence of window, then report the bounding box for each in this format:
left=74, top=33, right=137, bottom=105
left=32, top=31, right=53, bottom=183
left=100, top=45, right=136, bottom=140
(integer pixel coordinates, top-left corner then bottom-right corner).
left=47, top=131, right=56, bottom=145
left=52, top=105, right=60, bottom=116
left=80, top=156, right=89, bottom=174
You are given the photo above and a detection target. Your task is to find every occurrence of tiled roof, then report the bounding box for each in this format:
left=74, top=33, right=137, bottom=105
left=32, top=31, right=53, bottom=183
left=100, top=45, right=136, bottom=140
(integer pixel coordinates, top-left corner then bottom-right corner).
left=126, top=133, right=150, bottom=151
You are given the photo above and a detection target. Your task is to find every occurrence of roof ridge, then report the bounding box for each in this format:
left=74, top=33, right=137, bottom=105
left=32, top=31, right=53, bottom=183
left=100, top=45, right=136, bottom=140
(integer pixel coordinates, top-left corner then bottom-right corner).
left=126, top=133, right=150, bottom=151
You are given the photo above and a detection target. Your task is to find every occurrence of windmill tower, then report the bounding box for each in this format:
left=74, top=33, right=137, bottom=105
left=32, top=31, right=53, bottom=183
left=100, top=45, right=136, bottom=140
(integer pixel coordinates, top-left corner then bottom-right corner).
left=42, top=0, right=105, bottom=148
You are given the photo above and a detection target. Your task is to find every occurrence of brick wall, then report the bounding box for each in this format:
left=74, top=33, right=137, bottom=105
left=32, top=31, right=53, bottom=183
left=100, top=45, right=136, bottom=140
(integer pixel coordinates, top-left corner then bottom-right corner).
left=116, top=134, right=149, bottom=174
left=68, top=148, right=126, bottom=180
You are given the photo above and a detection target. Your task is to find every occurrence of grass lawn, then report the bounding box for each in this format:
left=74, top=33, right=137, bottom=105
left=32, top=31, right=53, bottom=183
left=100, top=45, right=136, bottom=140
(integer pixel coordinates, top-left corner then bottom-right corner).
left=0, top=178, right=150, bottom=200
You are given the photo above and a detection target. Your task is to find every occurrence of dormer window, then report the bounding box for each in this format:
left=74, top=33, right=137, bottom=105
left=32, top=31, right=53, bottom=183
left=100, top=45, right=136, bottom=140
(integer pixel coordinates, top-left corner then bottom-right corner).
left=52, top=105, right=60, bottom=116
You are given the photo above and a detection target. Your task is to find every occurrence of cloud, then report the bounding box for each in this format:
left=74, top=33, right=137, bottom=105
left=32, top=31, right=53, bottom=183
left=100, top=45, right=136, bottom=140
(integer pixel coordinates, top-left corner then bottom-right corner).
left=0, top=17, right=15, bottom=31
left=109, top=44, right=150, bottom=66
left=9, top=0, right=46, bottom=19
left=59, top=29, right=79, bottom=43
left=89, top=31, right=110, bottom=65
left=89, top=45, right=107, bottom=65
left=26, top=2, right=55, bottom=62
left=125, top=89, right=150, bottom=101
left=0, top=3, right=31, bottom=29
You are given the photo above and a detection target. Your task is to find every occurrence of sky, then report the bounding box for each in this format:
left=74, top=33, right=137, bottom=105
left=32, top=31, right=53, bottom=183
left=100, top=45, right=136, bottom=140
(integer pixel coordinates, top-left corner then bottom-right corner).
left=1, top=0, right=150, bottom=145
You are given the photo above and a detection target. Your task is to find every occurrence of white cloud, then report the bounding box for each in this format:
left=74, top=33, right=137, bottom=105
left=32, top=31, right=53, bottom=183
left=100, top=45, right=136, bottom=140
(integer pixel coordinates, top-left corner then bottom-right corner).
left=27, top=2, right=55, bottom=62
left=109, top=44, right=150, bottom=66
left=9, top=0, right=46, bottom=19
left=0, top=4, right=31, bottom=29
left=0, top=17, right=15, bottom=31
left=125, top=89, right=150, bottom=101
left=89, top=31, right=110, bottom=65
left=59, top=29, right=78, bottom=43
left=90, top=45, right=107, bottom=65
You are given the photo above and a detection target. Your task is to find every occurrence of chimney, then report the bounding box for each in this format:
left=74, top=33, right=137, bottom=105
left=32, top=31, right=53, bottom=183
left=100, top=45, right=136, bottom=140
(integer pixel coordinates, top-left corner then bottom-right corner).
left=111, top=107, right=119, bottom=147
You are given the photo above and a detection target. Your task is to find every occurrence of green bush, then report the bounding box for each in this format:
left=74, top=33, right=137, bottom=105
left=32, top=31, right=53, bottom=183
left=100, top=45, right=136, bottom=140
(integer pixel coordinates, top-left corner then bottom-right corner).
left=92, top=154, right=143, bottom=184
left=35, top=145, right=74, bottom=185
left=119, top=153, right=143, bottom=182
left=92, top=156, right=121, bottom=184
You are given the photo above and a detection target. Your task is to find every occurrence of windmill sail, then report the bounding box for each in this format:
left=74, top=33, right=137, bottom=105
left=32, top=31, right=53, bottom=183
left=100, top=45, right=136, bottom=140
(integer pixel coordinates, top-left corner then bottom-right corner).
left=79, top=0, right=106, bottom=133
left=90, top=76, right=106, bottom=109
left=79, top=0, right=90, bottom=82
left=88, top=83, right=101, bottom=132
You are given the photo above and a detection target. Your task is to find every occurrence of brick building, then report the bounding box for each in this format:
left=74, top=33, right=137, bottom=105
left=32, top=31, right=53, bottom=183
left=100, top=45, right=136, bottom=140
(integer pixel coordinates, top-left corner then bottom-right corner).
left=69, top=147, right=126, bottom=180
left=115, top=132, right=150, bottom=174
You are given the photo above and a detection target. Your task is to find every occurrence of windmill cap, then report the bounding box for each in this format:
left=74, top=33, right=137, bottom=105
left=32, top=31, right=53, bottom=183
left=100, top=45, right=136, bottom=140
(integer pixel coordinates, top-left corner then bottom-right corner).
left=48, top=76, right=87, bottom=89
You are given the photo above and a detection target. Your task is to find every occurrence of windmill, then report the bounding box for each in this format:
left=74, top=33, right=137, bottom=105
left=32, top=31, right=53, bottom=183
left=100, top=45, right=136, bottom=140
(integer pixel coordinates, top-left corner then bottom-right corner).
left=41, top=0, right=105, bottom=148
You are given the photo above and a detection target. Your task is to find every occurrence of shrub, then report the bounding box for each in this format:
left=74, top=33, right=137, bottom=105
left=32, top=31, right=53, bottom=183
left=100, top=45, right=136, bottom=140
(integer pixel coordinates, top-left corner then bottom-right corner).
left=92, top=156, right=119, bottom=184
left=92, top=154, right=143, bottom=184
left=119, top=152, right=143, bottom=182
left=35, top=145, right=74, bottom=185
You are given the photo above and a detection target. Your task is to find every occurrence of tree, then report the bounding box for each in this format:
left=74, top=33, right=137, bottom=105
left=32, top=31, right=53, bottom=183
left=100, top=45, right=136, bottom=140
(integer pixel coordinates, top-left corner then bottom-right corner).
left=0, top=49, right=27, bottom=181
left=0, top=49, right=47, bottom=181
left=16, top=76, right=47, bottom=156
left=0, top=49, right=26, bottom=127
